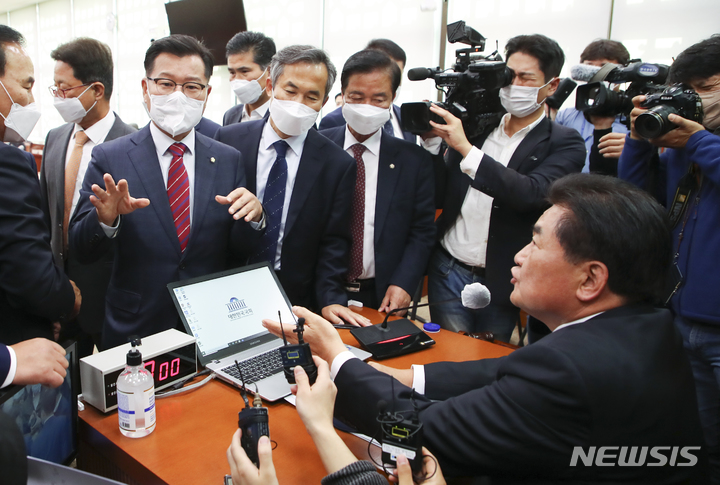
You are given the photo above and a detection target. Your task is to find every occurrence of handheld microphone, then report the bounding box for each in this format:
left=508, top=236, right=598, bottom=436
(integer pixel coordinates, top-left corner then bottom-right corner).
left=407, top=67, right=438, bottom=81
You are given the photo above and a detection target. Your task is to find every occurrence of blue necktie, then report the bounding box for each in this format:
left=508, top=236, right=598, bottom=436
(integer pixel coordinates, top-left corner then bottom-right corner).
left=383, top=119, right=394, bottom=136
left=251, top=140, right=289, bottom=265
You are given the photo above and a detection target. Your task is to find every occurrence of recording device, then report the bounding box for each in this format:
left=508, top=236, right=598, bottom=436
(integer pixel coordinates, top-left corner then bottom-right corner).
left=401, top=20, right=514, bottom=139
left=278, top=312, right=318, bottom=385
left=377, top=395, right=424, bottom=475
left=350, top=282, right=491, bottom=359
left=572, top=61, right=669, bottom=121
left=635, top=84, right=704, bottom=139
left=545, top=78, right=577, bottom=110
left=235, top=363, right=269, bottom=467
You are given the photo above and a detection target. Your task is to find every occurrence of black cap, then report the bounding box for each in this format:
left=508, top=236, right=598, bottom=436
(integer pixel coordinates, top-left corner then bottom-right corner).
left=127, top=336, right=143, bottom=366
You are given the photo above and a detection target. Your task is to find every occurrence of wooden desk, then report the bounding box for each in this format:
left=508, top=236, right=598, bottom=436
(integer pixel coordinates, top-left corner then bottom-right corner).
left=78, top=308, right=513, bottom=484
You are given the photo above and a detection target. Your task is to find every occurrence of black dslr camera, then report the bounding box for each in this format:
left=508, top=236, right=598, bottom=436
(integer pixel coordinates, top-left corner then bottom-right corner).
left=575, top=61, right=669, bottom=124
left=635, top=84, right=704, bottom=139
left=401, top=21, right=513, bottom=139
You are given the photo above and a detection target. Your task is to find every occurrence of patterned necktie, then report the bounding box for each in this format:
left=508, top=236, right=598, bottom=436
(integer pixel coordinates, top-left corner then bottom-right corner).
left=63, top=130, right=89, bottom=253
left=251, top=140, right=289, bottom=265
left=167, top=142, right=191, bottom=252
left=383, top=119, right=395, bottom=137
left=347, top=143, right=366, bottom=282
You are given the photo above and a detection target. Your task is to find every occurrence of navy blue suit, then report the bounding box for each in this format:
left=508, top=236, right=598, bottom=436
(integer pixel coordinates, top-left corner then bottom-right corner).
left=215, top=120, right=356, bottom=310
left=320, top=126, right=436, bottom=304
left=196, top=117, right=221, bottom=138
left=0, top=144, right=75, bottom=345
left=70, top=124, right=262, bottom=349
left=0, top=344, right=10, bottom=386
left=319, top=105, right=416, bottom=143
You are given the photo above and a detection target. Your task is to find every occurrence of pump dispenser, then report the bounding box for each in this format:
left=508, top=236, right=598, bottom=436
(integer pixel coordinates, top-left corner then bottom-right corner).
left=117, top=337, right=156, bottom=437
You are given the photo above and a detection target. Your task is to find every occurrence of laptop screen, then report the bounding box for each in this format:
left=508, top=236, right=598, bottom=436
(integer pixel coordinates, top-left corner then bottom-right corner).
left=168, top=263, right=295, bottom=362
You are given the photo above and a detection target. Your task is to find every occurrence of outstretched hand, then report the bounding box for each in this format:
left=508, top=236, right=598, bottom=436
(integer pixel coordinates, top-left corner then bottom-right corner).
left=90, top=173, right=150, bottom=226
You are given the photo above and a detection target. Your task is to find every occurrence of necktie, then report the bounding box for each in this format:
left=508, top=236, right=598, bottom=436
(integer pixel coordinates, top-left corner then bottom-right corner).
left=383, top=119, right=395, bottom=137
left=251, top=140, right=289, bottom=265
left=167, top=143, right=191, bottom=252
left=347, top=143, right=366, bottom=282
left=63, top=130, right=89, bottom=253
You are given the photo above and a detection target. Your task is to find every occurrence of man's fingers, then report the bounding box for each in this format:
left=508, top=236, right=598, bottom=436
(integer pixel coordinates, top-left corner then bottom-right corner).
left=294, top=365, right=309, bottom=393
left=130, top=197, right=151, bottom=210
left=257, top=435, right=275, bottom=475
left=396, top=454, right=413, bottom=485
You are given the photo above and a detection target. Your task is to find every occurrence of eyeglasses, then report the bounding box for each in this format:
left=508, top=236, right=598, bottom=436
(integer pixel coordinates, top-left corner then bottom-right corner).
left=48, top=83, right=92, bottom=99
left=147, top=77, right=207, bottom=98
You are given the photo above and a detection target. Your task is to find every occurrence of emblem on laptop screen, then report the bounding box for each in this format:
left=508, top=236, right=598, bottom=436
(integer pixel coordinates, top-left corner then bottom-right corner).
left=226, top=297, right=253, bottom=320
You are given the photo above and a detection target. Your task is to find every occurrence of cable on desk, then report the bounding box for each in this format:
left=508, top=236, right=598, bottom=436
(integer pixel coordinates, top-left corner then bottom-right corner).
left=156, top=372, right=216, bottom=398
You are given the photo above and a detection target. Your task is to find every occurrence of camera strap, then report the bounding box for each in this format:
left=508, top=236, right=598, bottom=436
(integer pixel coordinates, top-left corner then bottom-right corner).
left=589, top=63, right=619, bottom=83
left=668, top=163, right=702, bottom=229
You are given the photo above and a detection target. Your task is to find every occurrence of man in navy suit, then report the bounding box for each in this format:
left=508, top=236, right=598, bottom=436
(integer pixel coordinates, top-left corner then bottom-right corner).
left=264, top=175, right=706, bottom=483
left=426, top=34, right=585, bottom=342
left=0, top=25, right=80, bottom=347
left=215, top=45, right=367, bottom=326
left=319, top=39, right=416, bottom=144
left=222, top=31, right=275, bottom=126
left=319, top=49, right=436, bottom=315
left=70, top=35, right=264, bottom=349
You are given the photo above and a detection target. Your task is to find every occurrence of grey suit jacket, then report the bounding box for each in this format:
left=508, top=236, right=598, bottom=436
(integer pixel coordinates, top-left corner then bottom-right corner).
left=222, top=104, right=245, bottom=126
left=39, top=114, right=136, bottom=335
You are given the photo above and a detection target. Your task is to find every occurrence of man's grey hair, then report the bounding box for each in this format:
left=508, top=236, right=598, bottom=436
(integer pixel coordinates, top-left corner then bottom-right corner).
left=269, top=45, right=336, bottom=99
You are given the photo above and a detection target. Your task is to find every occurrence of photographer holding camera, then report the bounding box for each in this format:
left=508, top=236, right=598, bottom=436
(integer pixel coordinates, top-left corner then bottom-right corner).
left=555, top=39, right=631, bottom=176
left=619, top=35, right=720, bottom=483
left=425, top=34, right=585, bottom=341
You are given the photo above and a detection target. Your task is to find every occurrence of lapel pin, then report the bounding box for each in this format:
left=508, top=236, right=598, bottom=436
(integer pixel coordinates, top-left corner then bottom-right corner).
left=210, top=157, right=216, bottom=163
left=389, top=164, right=395, bottom=169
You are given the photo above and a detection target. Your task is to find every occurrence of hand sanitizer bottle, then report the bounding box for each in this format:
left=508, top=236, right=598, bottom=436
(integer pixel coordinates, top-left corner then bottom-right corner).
left=117, top=337, right=156, bottom=438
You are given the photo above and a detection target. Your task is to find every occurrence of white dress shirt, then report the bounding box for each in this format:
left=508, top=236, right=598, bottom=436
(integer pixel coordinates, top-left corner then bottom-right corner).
left=256, top=120, right=307, bottom=269
left=241, top=98, right=270, bottom=123
left=442, top=113, right=545, bottom=267
left=1, top=345, right=16, bottom=388
left=343, top=127, right=382, bottom=280
left=66, top=110, right=116, bottom=218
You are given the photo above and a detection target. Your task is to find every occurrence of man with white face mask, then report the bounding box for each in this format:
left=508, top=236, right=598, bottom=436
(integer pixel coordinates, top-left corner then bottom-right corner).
left=70, top=35, right=264, bottom=349
left=39, top=38, right=136, bottom=357
left=222, top=31, right=275, bottom=126
left=0, top=25, right=80, bottom=346
left=320, top=49, right=436, bottom=316
left=215, top=45, right=366, bottom=326
left=425, top=34, right=585, bottom=342
left=619, top=35, right=720, bottom=483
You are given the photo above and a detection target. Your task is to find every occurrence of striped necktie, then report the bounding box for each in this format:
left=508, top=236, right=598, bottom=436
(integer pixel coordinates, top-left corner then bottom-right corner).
left=167, top=142, right=191, bottom=252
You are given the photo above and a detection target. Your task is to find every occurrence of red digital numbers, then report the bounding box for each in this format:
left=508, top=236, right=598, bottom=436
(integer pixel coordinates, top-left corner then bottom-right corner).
left=145, top=357, right=181, bottom=382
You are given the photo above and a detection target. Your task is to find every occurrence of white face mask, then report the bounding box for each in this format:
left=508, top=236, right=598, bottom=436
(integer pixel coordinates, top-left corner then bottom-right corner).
left=230, top=68, right=267, bottom=105
left=53, top=84, right=97, bottom=124
left=500, top=78, right=553, bottom=118
left=269, top=97, right=319, bottom=136
left=147, top=91, right=205, bottom=137
left=342, top=101, right=391, bottom=136
left=0, top=80, right=41, bottom=143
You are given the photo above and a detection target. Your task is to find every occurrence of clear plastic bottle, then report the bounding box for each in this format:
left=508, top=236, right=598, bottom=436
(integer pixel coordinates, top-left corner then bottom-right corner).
left=117, top=338, right=156, bottom=438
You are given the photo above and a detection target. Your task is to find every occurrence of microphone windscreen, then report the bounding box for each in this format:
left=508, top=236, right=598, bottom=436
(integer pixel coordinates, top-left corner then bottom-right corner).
left=461, top=282, right=491, bottom=309
left=407, top=68, right=433, bottom=81
left=569, top=63, right=601, bottom=82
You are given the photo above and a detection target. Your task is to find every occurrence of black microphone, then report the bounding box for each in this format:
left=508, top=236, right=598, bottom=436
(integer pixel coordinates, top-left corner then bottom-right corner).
left=545, top=78, right=577, bottom=110
left=380, top=282, right=491, bottom=329
left=407, top=67, right=436, bottom=81
left=570, top=62, right=669, bottom=84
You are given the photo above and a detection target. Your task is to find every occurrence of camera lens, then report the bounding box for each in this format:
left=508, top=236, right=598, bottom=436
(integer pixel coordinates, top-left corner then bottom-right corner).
left=635, top=105, right=678, bottom=139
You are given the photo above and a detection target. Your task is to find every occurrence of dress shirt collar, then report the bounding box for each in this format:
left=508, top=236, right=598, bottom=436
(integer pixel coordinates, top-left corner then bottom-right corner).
left=343, top=125, right=382, bottom=157
left=72, top=110, right=116, bottom=145
left=262, top=119, right=308, bottom=157
left=553, top=311, right=605, bottom=332
left=149, top=121, right=195, bottom=157
left=497, top=111, right=545, bottom=139
left=243, top=98, right=271, bottom=122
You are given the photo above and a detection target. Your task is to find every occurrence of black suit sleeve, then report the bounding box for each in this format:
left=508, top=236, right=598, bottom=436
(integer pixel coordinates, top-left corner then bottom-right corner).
left=470, top=127, right=585, bottom=213
left=0, top=147, right=75, bottom=322
left=230, top=150, right=265, bottom=258
left=423, top=358, right=503, bottom=400
left=315, top=160, right=356, bottom=308
left=334, top=346, right=591, bottom=477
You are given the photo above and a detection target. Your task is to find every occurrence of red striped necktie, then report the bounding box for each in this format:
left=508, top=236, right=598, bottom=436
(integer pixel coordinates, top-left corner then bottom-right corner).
left=167, top=142, right=190, bottom=252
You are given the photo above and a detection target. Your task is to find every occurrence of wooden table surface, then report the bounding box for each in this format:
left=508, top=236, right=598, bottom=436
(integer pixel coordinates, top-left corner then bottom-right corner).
left=78, top=308, right=513, bottom=485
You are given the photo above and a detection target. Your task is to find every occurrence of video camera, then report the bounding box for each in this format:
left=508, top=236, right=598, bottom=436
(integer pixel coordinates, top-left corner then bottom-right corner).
left=572, top=61, right=669, bottom=124
left=401, top=21, right=513, bottom=139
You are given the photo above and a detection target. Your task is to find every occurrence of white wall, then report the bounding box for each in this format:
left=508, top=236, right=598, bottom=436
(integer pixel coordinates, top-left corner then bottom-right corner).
left=2, top=0, right=719, bottom=143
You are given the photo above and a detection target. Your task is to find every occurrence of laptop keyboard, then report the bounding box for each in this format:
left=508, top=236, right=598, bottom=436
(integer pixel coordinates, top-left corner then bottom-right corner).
left=221, top=349, right=283, bottom=384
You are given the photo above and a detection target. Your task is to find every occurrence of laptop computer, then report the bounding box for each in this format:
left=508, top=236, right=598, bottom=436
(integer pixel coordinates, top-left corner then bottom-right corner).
left=168, top=262, right=370, bottom=402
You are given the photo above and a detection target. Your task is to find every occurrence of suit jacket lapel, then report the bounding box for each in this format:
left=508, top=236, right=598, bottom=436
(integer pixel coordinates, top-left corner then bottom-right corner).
left=374, top=132, right=401, bottom=243
left=507, top=118, right=550, bottom=171
left=106, top=114, right=127, bottom=141
left=127, top=127, right=181, bottom=255
left=284, top=130, right=325, bottom=237
left=48, top=124, right=74, bottom=221
left=241, top=123, right=262, bottom=193
left=187, top=135, right=217, bottom=251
